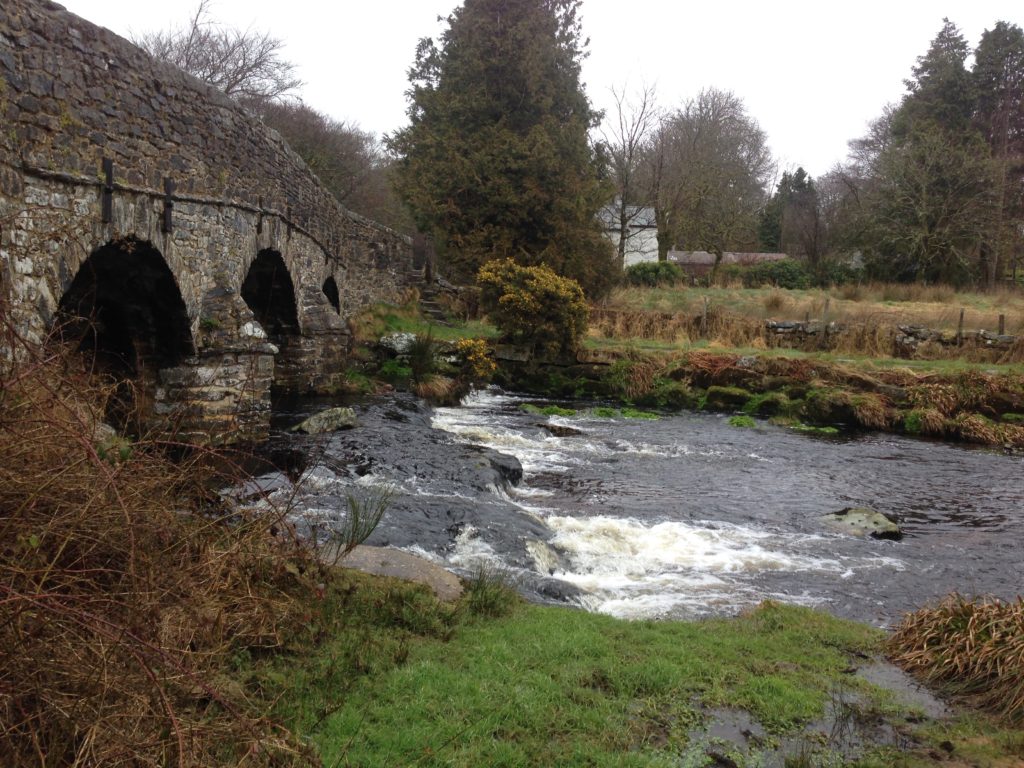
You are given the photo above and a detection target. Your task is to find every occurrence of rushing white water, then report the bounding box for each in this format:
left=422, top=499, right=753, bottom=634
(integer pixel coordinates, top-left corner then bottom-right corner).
left=266, top=389, right=1023, bottom=624
left=429, top=390, right=915, bottom=620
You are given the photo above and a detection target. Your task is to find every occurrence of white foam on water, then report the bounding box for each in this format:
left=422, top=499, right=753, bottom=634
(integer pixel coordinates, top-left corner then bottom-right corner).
left=446, top=525, right=508, bottom=572
left=542, top=515, right=905, bottom=620
left=432, top=406, right=578, bottom=474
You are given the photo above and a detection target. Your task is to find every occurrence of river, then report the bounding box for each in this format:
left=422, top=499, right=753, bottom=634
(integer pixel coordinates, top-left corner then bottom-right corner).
left=256, top=389, right=1023, bottom=626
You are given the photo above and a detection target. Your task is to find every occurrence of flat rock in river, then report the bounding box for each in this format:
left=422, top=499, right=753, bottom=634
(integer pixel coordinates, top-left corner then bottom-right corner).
left=822, top=507, right=902, bottom=541
left=291, top=406, right=358, bottom=434
left=334, top=545, right=463, bottom=602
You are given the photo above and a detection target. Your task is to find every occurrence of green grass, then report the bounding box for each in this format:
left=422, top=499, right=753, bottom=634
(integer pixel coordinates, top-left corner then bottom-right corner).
left=352, top=302, right=499, bottom=344
left=728, top=415, right=757, bottom=428
left=788, top=423, right=841, bottom=436
left=311, top=600, right=881, bottom=767
left=620, top=407, right=660, bottom=420
left=243, top=569, right=1024, bottom=767
left=605, top=283, right=1024, bottom=334
left=586, top=336, right=1024, bottom=376
left=519, top=403, right=576, bottom=417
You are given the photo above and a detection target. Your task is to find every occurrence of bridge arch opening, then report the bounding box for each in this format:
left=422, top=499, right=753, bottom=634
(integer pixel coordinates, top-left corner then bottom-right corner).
left=322, top=276, right=341, bottom=314
left=242, top=249, right=302, bottom=391
left=241, top=249, right=300, bottom=338
left=57, top=238, right=194, bottom=426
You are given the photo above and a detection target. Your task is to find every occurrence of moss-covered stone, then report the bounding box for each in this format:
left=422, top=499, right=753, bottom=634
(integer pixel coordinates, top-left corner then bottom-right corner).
left=703, top=385, right=753, bottom=412
left=635, top=378, right=699, bottom=410
left=742, top=391, right=792, bottom=417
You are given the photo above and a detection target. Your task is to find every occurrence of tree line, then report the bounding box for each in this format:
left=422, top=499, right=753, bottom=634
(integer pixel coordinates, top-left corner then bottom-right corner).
left=608, top=18, right=1024, bottom=290
left=137, top=2, right=1023, bottom=294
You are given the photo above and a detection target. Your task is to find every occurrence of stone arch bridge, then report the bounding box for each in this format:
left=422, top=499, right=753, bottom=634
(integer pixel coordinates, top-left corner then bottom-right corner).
left=1, top=0, right=421, bottom=442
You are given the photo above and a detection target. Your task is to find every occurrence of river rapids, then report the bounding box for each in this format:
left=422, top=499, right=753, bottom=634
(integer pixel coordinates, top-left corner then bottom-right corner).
left=252, top=389, right=1023, bottom=626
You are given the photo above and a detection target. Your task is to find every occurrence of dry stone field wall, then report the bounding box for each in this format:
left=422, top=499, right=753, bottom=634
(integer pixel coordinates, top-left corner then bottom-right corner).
left=0, top=0, right=413, bottom=442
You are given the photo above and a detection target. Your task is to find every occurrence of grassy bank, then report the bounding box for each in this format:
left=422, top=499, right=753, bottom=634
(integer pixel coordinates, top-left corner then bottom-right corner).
left=601, top=282, right=1024, bottom=335
left=248, top=571, right=1024, bottom=768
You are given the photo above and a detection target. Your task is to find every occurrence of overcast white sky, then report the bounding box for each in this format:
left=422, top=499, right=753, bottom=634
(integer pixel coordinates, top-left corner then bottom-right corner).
left=60, top=0, right=1022, bottom=178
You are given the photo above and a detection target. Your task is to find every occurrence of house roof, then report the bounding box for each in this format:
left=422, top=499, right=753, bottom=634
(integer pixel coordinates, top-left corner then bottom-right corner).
left=667, top=250, right=788, bottom=266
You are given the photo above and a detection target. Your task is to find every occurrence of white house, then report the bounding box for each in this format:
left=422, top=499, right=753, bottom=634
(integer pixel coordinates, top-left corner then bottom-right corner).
left=599, top=201, right=659, bottom=268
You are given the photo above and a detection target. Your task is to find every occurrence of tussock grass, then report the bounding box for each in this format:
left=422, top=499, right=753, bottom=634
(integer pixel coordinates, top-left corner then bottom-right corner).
left=889, top=594, right=1024, bottom=724
left=0, top=309, right=320, bottom=766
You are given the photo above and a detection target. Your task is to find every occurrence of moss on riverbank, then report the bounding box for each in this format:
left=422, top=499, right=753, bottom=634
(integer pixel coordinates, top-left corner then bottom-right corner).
left=494, top=348, right=1024, bottom=451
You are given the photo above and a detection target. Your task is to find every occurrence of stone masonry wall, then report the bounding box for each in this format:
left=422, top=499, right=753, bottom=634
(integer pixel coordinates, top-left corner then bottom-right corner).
left=0, top=0, right=415, bottom=442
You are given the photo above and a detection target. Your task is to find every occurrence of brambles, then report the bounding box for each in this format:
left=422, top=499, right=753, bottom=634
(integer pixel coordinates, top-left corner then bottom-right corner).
left=0, top=309, right=320, bottom=766
left=624, top=261, right=683, bottom=287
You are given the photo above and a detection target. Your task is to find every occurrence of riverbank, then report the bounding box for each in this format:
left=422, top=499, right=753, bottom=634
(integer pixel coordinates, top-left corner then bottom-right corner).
left=352, top=294, right=1024, bottom=452
left=492, top=346, right=1024, bottom=452
left=249, top=566, right=1024, bottom=767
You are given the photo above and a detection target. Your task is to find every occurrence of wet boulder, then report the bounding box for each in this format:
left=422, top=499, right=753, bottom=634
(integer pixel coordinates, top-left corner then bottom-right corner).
left=539, top=422, right=584, bottom=437
left=823, top=507, right=902, bottom=541
left=480, top=448, right=523, bottom=486
left=291, top=406, right=358, bottom=434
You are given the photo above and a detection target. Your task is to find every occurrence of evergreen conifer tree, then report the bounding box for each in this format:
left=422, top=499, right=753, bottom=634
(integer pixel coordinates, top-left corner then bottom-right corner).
left=388, top=0, right=615, bottom=296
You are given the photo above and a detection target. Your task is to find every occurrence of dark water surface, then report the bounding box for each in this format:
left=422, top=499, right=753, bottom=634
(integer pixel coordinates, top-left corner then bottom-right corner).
left=259, top=390, right=1023, bottom=626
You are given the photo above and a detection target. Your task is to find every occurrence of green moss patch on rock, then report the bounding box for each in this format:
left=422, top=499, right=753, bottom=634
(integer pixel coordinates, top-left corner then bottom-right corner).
left=704, top=385, right=753, bottom=412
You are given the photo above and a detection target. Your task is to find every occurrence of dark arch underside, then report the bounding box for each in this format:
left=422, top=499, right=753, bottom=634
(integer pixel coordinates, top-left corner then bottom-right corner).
left=241, top=249, right=300, bottom=338
left=322, top=276, right=340, bottom=314
left=58, top=239, right=194, bottom=378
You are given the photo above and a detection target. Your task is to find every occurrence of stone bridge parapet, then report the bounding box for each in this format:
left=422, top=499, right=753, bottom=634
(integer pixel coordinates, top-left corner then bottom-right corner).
left=0, top=0, right=417, bottom=442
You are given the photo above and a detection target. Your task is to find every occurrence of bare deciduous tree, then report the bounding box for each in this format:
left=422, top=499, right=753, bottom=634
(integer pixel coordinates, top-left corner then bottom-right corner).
left=651, top=88, right=775, bottom=265
left=601, top=84, right=659, bottom=267
left=134, top=0, right=302, bottom=104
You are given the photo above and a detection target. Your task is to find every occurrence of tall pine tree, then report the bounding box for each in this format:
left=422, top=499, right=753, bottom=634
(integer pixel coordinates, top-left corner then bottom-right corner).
left=388, top=0, right=615, bottom=296
left=974, top=21, right=1024, bottom=286
left=858, top=19, right=996, bottom=285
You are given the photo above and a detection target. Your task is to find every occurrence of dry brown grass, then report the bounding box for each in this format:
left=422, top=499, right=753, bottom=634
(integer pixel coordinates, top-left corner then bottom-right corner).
left=906, top=408, right=948, bottom=436
left=831, top=323, right=894, bottom=358
left=949, top=413, right=1001, bottom=444
left=706, top=311, right=764, bottom=348
left=850, top=393, right=898, bottom=430
left=589, top=308, right=691, bottom=343
left=413, top=374, right=465, bottom=405
left=603, top=281, right=1024, bottom=337
left=0, top=310, right=319, bottom=766
left=889, top=594, right=1024, bottom=724
left=999, top=337, right=1024, bottom=364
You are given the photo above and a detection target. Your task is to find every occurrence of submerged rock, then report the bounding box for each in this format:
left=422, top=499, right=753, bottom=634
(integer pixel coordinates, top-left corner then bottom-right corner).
left=823, top=507, right=902, bottom=541
left=291, top=406, right=358, bottom=434
left=538, top=422, right=584, bottom=437
left=479, top=448, right=523, bottom=486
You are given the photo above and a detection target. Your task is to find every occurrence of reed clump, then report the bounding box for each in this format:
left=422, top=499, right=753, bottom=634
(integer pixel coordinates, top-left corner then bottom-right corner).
left=888, top=594, right=1024, bottom=724
left=0, top=313, right=320, bottom=766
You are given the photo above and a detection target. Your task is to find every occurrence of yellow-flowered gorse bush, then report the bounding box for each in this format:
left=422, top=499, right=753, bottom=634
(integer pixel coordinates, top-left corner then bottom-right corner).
left=455, top=337, right=497, bottom=383
left=477, top=259, right=588, bottom=356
